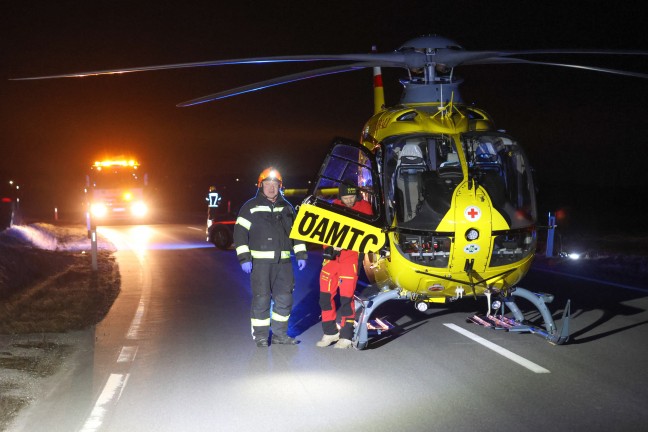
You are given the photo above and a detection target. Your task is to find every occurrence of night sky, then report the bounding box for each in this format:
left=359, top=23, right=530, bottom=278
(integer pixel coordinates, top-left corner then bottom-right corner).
left=2, top=1, right=647, bottom=233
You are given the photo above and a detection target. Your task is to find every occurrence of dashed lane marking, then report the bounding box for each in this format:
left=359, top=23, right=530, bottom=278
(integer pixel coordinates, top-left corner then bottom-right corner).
left=79, top=373, right=130, bottom=432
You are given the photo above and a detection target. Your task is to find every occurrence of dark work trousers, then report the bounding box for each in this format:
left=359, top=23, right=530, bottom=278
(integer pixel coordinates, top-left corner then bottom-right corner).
left=250, top=261, right=295, bottom=340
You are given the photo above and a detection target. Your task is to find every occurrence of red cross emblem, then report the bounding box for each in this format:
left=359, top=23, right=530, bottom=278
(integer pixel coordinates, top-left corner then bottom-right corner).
left=464, top=206, right=481, bottom=221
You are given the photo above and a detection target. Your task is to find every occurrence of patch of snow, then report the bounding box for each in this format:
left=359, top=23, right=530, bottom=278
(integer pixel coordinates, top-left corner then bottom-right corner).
left=2, top=224, right=116, bottom=252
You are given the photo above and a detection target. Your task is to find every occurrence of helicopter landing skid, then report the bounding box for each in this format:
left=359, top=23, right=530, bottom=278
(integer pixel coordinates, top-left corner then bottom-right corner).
left=353, top=289, right=403, bottom=350
left=468, top=287, right=571, bottom=345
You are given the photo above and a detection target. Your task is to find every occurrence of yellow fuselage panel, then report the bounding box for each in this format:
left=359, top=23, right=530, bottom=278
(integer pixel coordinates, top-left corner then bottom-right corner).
left=363, top=104, right=472, bottom=149
left=444, top=181, right=510, bottom=274
left=376, top=238, right=532, bottom=299
left=375, top=179, right=528, bottom=298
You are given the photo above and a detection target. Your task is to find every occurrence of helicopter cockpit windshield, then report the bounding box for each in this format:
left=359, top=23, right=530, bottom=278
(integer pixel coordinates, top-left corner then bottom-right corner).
left=463, top=132, right=537, bottom=230
left=377, top=132, right=537, bottom=268
left=382, top=134, right=462, bottom=230
left=380, top=133, right=537, bottom=232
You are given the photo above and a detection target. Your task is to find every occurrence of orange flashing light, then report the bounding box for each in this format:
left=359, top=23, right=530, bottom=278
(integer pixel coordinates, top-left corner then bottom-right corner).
left=93, top=159, right=139, bottom=168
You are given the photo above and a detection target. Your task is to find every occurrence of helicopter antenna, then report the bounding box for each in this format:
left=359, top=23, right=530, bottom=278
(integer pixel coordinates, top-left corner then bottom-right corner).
left=447, top=91, right=454, bottom=119
left=438, top=79, right=444, bottom=112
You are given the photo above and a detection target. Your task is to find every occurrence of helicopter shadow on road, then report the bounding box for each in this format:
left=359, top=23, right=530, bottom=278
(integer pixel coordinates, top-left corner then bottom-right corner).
left=288, top=286, right=322, bottom=337
left=361, top=278, right=648, bottom=348
left=523, top=269, right=648, bottom=344
left=361, top=302, right=453, bottom=350
left=288, top=255, right=325, bottom=337
left=557, top=288, right=648, bottom=345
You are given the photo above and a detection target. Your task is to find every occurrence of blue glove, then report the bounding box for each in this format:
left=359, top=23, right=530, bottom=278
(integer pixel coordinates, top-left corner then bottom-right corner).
left=298, top=259, right=306, bottom=271
left=241, top=262, right=252, bottom=274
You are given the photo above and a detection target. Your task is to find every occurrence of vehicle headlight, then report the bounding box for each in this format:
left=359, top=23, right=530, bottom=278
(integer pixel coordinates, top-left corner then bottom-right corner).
left=131, top=201, right=148, bottom=217
left=90, top=203, right=108, bottom=218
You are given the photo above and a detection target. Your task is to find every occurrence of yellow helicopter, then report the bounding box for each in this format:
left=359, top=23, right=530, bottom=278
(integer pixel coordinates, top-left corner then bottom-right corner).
left=16, top=35, right=648, bottom=349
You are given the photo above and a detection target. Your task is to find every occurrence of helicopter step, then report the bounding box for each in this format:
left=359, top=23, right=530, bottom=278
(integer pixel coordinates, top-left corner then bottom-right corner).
left=468, top=287, right=571, bottom=345
left=365, top=317, right=394, bottom=334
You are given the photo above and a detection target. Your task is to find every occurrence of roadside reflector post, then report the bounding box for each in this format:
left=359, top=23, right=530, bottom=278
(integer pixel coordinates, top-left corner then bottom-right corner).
left=91, top=228, right=98, bottom=271
left=545, top=212, right=556, bottom=257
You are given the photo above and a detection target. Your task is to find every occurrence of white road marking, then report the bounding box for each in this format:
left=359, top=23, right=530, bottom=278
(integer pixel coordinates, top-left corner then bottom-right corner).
left=187, top=226, right=203, bottom=231
left=84, top=227, right=153, bottom=430
left=126, top=299, right=146, bottom=339
left=117, top=346, right=139, bottom=363
left=444, top=323, right=551, bottom=373
left=79, top=373, right=130, bottom=432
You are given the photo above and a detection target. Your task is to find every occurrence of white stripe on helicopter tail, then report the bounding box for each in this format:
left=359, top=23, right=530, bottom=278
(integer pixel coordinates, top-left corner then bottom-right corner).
left=444, top=323, right=550, bottom=374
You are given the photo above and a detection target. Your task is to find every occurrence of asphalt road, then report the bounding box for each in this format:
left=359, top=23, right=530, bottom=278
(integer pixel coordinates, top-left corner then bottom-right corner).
left=11, top=223, right=648, bottom=432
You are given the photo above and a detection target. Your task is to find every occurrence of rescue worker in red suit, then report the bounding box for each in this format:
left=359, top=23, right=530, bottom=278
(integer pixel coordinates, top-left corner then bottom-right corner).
left=316, top=182, right=373, bottom=349
left=234, top=167, right=308, bottom=347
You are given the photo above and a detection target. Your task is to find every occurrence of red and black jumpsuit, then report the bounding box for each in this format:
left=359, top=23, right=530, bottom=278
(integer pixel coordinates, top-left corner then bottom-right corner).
left=319, top=198, right=373, bottom=340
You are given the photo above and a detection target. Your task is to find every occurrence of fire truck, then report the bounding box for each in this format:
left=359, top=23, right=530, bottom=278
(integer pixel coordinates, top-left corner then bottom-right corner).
left=85, top=158, right=149, bottom=222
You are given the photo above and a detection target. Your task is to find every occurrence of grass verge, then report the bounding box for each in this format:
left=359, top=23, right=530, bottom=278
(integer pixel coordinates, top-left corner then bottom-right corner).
left=0, top=225, right=120, bottom=430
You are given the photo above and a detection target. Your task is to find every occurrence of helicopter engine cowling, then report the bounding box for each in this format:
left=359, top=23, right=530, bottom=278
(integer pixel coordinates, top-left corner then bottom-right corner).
left=398, top=35, right=464, bottom=52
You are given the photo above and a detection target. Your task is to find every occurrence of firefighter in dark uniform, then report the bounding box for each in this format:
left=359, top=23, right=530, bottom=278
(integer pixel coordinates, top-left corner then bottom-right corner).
left=206, top=186, right=221, bottom=219
left=205, top=185, right=221, bottom=235
left=234, top=167, right=308, bottom=347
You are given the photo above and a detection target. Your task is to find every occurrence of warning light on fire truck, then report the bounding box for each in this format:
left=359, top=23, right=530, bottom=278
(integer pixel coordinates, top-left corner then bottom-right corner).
left=85, top=158, right=149, bottom=222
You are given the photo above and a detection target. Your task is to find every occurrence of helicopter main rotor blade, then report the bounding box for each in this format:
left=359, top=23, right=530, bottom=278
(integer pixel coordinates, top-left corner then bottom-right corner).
left=11, top=54, right=408, bottom=81
left=12, top=46, right=647, bottom=82
left=496, top=49, right=648, bottom=57
left=466, top=56, right=648, bottom=79
left=177, top=62, right=372, bottom=106
left=12, top=40, right=647, bottom=108
left=420, top=49, right=648, bottom=69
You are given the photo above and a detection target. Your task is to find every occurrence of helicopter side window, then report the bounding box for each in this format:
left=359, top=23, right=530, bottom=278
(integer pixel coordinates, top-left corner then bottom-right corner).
left=395, top=142, right=427, bottom=222
left=311, top=142, right=380, bottom=223
left=480, top=169, right=510, bottom=224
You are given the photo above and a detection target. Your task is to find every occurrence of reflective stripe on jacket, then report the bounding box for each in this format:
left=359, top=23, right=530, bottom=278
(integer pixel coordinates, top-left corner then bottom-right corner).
left=234, top=191, right=307, bottom=264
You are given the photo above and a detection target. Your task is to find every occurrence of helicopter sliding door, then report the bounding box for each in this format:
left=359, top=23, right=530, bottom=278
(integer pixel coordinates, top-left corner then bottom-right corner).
left=290, top=137, right=385, bottom=253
